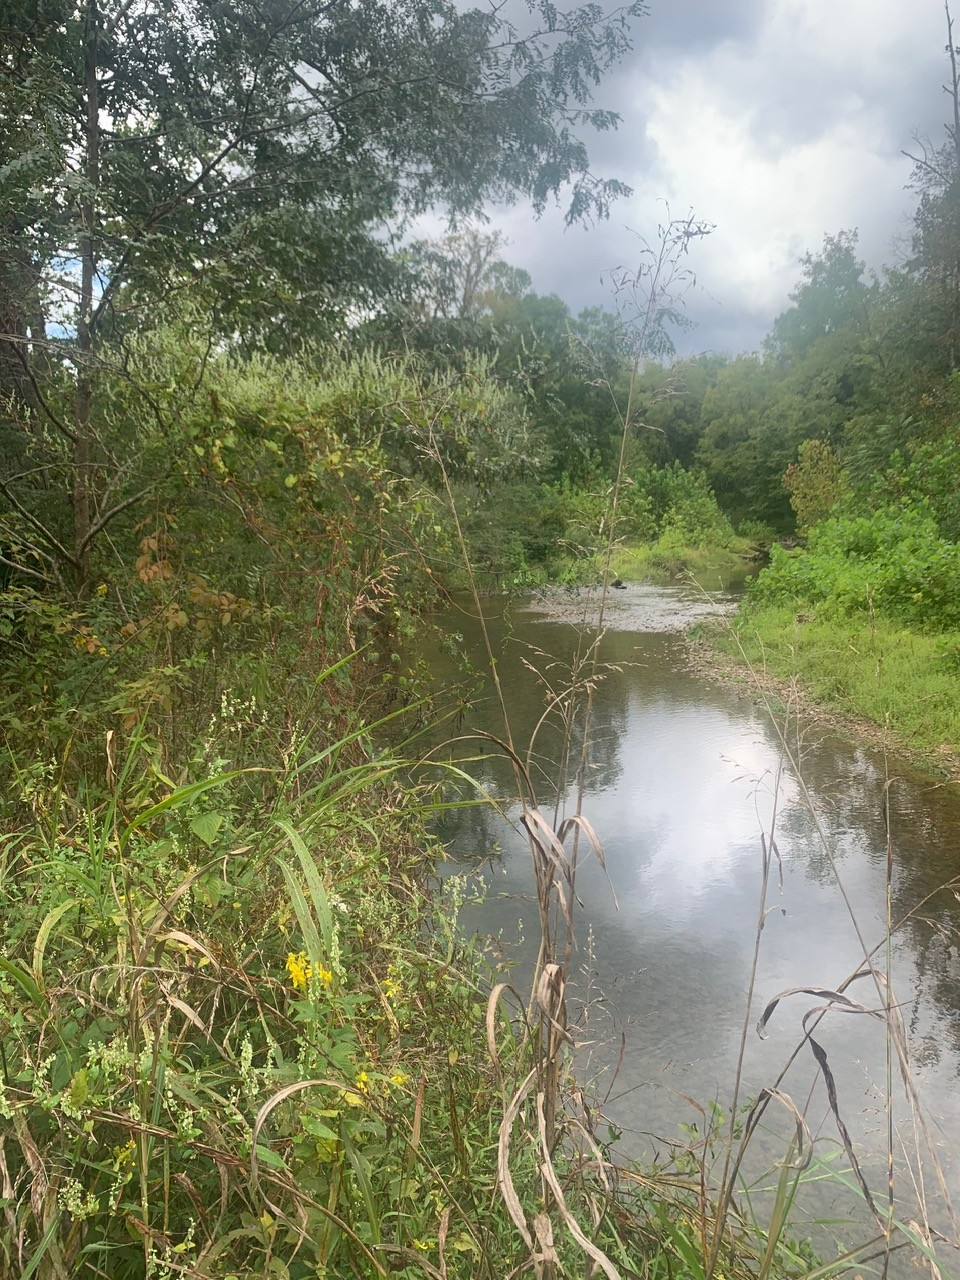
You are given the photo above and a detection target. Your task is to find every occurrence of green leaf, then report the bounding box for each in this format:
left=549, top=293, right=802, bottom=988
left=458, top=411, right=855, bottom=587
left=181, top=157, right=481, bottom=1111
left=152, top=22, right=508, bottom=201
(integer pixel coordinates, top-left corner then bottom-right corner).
left=0, top=957, right=46, bottom=1010
left=276, top=820, right=333, bottom=958
left=33, top=898, right=76, bottom=987
left=254, top=1143, right=287, bottom=1170
left=190, top=811, right=224, bottom=846
left=121, top=773, right=241, bottom=847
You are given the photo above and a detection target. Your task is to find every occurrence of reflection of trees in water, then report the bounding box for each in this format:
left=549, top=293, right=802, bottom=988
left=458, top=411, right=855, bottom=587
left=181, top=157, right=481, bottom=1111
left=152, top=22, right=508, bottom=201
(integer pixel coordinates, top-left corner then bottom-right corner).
left=430, top=617, right=632, bottom=831
left=767, top=721, right=960, bottom=1073
left=435, top=792, right=508, bottom=863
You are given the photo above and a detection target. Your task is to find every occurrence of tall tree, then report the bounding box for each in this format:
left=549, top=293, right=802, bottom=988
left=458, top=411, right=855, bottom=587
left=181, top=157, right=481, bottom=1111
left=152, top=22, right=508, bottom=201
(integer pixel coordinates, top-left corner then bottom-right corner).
left=0, top=0, right=647, bottom=591
left=764, top=231, right=873, bottom=365
left=400, top=226, right=533, bottom=322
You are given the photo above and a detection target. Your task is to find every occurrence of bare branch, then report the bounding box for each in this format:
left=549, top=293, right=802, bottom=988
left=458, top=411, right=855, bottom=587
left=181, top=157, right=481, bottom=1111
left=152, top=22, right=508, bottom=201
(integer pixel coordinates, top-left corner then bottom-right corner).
left=0, top=478, right=80, bottom=569
left=77, top=482, right=157, bottom=556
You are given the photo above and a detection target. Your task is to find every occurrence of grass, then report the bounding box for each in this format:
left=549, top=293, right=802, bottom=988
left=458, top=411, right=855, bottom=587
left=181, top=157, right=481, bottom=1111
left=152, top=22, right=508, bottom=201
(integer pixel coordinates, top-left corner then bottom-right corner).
left=699, top=602, right=960, bottom=759
left=0, top=724, right=817, bottom=1280
left=551, top=535, right=756, bottom=591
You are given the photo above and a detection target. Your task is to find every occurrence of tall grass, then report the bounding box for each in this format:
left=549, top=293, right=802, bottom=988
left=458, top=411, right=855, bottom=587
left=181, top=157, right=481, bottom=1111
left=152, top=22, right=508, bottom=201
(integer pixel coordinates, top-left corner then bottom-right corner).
left=1, top=682, right=719, bottom=1278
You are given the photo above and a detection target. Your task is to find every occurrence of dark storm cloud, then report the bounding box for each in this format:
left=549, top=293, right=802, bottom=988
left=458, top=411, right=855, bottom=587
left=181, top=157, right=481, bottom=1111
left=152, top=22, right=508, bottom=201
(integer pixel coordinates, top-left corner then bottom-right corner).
left=485, top=0, right=955, bottom=355
left=639, top=0, right=767, bottom=55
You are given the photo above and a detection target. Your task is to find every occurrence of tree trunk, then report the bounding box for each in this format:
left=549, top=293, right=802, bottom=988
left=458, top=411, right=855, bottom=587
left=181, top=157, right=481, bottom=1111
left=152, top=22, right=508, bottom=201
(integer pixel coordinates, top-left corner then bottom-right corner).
left=73, top=0, right=101, bottom=596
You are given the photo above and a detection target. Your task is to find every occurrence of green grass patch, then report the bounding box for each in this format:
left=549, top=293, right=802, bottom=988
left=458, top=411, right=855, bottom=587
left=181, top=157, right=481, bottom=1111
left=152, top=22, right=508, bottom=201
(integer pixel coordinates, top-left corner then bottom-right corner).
left=702, top=603, right=960, bottom=757
left=555, top=535, right=757, bottom=590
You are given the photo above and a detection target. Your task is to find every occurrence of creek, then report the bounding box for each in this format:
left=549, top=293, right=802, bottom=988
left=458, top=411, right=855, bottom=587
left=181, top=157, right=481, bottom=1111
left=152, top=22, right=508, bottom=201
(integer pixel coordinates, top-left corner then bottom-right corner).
left=426, top=580, right=960, bottom=1257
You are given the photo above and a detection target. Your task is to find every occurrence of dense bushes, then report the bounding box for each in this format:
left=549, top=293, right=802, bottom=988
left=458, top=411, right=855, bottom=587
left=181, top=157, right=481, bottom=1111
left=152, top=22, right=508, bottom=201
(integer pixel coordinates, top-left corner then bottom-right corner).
left=0, top=336, right=545, bottom=808
left=750, top=503, right=960, bottom=629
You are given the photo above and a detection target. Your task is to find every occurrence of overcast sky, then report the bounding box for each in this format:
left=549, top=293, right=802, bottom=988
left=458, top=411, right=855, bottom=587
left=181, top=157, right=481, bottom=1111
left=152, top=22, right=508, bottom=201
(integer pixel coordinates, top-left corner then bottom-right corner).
left=478, top=0, right=953, bottom=356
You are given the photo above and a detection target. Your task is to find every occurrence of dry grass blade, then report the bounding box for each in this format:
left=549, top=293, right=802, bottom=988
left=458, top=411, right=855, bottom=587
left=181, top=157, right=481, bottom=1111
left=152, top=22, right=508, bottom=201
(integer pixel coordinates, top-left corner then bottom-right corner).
left=138, top=858, right=226, bottom=964
left=437, top=1204, right=452, bottom=1279
left=522, top=808, right=573, bottom=882
left=162, top=991, right=222, bottom=1046
left=756, top=985, right=881, bottom=1039
left=496, top=1067, right=539, bottom=1252
left=535, top=963, right=573, bottom=1048
left=478, top=730, right=538, bottom=804
left=756, top=1088, right=814, bottom=1171
left=154, top=928, right=219, bottom=968
left=555, top=813, right=603, bottom=865
left=756, top=984, right=888, bottom=1226
left=375, top=1243, right=447, bottom=1279
left=535, top=1093, right=622, bottom=1280
left=558, top=811, right=619, bottom=908
left=800, top=1009, right=885, bottom=1228
left=486, top=981, right=526, bottom=1085
left=533, top=1211, right=560, bottom=1268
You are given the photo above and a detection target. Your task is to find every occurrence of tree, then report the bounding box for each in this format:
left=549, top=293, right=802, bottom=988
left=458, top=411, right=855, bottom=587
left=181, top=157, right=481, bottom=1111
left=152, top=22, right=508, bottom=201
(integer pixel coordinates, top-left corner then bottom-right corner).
left=0, top=0, right=646, bottom=592
left=783, top=438, right=848, bottom=532
left=400, top=226, right=533, bottom=322
left=765, top=231, right=873, bottom=364
left=896, top=4, right=960, bottom=377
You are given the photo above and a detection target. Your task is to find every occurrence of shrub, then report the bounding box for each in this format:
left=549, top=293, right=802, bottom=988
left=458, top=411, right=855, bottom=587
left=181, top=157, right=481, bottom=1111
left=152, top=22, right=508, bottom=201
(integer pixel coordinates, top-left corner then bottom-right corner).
left=750, top=502, right=960, bottom=629
left=783, top=438, right=848, bottom=532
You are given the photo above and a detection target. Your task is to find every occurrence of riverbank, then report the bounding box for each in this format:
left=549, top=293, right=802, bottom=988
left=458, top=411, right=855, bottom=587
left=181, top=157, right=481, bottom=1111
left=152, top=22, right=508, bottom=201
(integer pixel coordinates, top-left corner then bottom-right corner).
left=554, top=535, right=758, bottom=593
left=687, top=605, right=960, bottom=784
left=0, top=629, right=810, bottom=1280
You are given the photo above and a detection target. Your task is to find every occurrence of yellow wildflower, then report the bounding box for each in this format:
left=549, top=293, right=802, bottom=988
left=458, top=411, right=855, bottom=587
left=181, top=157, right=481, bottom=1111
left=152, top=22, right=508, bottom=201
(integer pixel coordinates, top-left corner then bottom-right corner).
left=285, top=951, right=333, bottom=992
left=343, top=1069, right=369, bottom=1107
left=383, top=962, right=402, bottom=1001
left=389, top=1071, right=409, bottom=1089
left=285, top=951, right=311, bottom=991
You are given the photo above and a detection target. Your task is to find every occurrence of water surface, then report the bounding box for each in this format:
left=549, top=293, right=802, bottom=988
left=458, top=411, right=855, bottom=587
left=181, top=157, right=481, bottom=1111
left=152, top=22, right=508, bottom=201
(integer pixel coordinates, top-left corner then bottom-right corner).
left=428, top=582, right=960, bottom=1258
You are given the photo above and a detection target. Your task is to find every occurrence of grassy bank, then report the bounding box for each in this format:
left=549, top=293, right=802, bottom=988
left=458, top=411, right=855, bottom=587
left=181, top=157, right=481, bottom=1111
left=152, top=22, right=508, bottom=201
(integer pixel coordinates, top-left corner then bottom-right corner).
left=0, top=715, right=816, bottom=1279
left=603, top=535, right=756, bottom=587
left=696, top=603, right=960, bottom=764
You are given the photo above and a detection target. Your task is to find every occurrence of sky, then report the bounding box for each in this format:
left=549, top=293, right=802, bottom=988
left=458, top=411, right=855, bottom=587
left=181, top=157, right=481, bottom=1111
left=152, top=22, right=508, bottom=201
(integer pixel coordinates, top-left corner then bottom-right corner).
left=476, top=0, right=954, bottom=356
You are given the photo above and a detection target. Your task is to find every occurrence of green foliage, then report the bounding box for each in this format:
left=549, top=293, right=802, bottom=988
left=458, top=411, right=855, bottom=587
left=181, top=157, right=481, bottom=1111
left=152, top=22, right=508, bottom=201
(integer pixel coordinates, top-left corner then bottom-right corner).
left=0, top=335, right=536, bottom=802
left=695, top=356, right=793, bottom=529
left=460, top=460, right=735, bottom=585
left=627, top=461, right=735, bottom=548
left=874, top=425, right=960, bottom=542
left=0, top=0, right=645, bottom=351
left=750, top=504, right=960, bottom=629
left=368, top=284, right=631, bottom=488
left=783, top=438, right=849, bottom=532
left=0, top=719, right=483, bottom=1276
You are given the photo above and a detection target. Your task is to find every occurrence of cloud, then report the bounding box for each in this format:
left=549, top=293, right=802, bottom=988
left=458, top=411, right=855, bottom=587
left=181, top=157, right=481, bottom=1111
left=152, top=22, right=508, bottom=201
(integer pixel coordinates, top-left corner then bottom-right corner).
left=482, top=0, right=953, bottom=355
